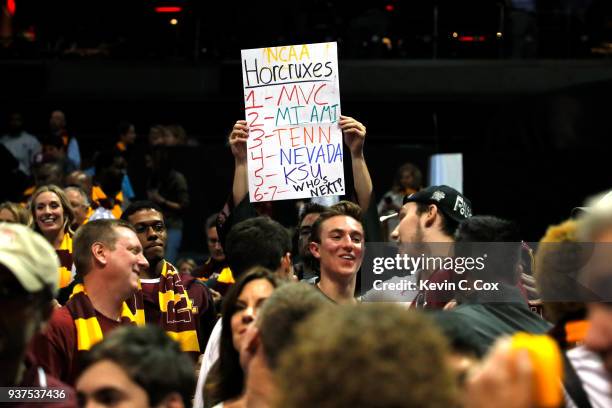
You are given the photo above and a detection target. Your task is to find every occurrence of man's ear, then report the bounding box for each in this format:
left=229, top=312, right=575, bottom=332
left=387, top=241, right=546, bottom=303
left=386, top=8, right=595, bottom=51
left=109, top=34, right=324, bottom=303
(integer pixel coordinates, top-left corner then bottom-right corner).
left=280, top=252, right=295, bottom=281
left=423, top=204, right=439, bottom=229
left=156, top=392, right=184, bottom=408
left=281, top=252, right=292, bottom=270
left=309, top=242, right=321, bottom=259
left=91, top=242, right=107, bottom=266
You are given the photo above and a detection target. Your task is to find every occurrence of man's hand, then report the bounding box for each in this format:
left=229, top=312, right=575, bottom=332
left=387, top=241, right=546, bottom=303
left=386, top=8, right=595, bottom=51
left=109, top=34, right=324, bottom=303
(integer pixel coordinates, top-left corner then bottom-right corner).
left=339, top=115, right=366, bottom=157
left=464, top=339, right=534, bottom=408
left=229, top=120, right=249, bottom=163
left=340, top=114, right=372, bottom=209
left=209, top=288, right=222, bottom=309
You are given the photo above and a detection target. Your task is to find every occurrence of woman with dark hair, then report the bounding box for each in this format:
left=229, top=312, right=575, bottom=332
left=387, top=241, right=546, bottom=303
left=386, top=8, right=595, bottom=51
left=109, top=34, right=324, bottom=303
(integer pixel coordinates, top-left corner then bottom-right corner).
left=204, top=267, right=280, bottom=408
left=30, top=184, right=75, bottom=289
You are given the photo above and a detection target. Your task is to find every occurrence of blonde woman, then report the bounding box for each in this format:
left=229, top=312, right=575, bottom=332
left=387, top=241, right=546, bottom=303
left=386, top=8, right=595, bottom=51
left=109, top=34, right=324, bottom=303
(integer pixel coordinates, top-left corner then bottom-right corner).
left=0, top=201, right=33, bottom=226
left=30, top=185, right=76, bottom=289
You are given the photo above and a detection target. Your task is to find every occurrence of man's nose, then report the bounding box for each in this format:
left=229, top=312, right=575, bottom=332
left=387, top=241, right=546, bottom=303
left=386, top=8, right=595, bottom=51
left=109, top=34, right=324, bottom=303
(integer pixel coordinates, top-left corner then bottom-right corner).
left=145, top=226, right=159, bottom=239
left=390, top=226, right=400, bottom=241
left=341, top=235, right=354, bottom=249
left=138, top=253, right=149, bottom=269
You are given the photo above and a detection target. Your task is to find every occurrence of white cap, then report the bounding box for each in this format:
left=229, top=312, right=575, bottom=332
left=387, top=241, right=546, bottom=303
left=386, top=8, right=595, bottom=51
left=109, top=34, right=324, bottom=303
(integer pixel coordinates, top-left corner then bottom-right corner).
left=573, top=190, right=612, bottom=215
left=0, top=223, right=60, bottom=296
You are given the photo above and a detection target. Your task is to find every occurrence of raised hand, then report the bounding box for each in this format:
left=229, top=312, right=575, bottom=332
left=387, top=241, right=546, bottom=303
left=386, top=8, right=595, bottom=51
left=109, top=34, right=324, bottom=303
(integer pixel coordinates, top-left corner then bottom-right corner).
left=339, top=115, right=366, bottom=157
left=229, top=120, right=249, bottom=163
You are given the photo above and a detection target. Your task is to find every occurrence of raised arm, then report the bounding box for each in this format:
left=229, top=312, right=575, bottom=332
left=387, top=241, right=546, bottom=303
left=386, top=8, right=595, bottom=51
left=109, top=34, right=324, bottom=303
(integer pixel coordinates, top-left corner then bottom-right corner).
left=229, top=120, right=249, bottom=206
left=339, top=115, right=372, bottom=210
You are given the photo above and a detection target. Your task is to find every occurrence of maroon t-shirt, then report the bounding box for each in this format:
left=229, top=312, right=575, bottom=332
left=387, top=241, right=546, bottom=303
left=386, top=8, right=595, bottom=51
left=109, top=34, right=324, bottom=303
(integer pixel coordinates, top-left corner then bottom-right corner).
left=28, top=306, right=124, bottom=386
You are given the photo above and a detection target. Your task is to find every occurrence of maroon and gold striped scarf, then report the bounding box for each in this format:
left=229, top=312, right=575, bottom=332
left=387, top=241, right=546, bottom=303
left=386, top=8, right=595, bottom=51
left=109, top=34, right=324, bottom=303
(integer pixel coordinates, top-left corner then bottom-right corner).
left=150, top=260, right=200, bottom=353
left=65, top=261, right=199, bottom=353
left=56, top=232, right=73, bottom=289
left=65, top=284, right=144, bottom=351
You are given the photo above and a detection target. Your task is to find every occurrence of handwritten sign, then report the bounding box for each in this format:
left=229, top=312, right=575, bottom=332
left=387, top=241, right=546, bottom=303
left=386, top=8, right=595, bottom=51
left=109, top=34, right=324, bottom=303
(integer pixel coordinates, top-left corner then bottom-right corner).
left=241, top=42, right=345, bottom=202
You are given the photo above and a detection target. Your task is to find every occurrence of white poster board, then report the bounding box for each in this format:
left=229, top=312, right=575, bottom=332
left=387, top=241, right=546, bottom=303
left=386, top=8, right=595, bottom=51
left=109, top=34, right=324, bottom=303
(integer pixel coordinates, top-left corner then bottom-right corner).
left=241, top=42, right=345, bottom=202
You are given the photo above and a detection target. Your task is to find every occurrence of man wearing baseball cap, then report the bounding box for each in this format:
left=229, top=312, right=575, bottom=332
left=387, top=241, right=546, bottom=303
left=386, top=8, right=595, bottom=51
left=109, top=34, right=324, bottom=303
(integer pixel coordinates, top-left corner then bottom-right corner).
left=392, top=185, right=472, bottom=308
left=0, top=223, right=76, bottom=406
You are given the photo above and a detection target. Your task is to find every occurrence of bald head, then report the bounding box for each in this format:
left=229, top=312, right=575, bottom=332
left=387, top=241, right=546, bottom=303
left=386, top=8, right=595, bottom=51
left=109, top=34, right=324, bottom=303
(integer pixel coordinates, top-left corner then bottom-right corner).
left=65, top=171, right=92, bottom=196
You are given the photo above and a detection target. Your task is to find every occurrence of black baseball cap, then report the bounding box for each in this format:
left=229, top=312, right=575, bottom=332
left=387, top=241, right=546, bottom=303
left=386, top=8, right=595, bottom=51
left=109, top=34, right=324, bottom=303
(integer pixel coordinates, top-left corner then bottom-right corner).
left=403, top=185, right=472, bottom=222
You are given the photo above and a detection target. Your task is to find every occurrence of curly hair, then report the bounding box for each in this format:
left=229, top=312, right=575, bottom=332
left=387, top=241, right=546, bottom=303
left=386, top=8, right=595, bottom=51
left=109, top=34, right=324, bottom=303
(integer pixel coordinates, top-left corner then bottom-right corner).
left=275, top=304, right=458, bottom=408
left=257, top=283, right=328, bottom=369
left=535, top=219, right=587, bottom=324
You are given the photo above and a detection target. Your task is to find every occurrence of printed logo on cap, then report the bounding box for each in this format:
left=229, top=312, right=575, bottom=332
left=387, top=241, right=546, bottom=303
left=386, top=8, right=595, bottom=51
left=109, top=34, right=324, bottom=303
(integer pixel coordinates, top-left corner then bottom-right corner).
left=431, top=191, right=446, bottom=202
left=453, top=195, right=472, bottom=218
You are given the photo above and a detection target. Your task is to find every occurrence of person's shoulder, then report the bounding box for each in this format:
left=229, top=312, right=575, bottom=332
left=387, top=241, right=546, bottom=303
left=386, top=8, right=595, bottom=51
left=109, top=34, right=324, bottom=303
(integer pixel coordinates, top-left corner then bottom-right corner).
left=443, top=303, right=487, bottom=322
left=211, top=318, right=223, bottom=333
left=178, top=271, right=195, bottom=285
left=181, top=273, right=208, bottom=293
left=41, top=307, right=76, bottom=339
left=49, top=307, right=74, bottom=327
left=33, top=307, right=75, bottom=349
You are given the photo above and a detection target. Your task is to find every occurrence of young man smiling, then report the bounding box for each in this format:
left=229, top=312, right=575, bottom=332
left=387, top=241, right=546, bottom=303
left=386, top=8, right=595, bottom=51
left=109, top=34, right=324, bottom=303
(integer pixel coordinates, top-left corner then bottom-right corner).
left=309, top=201, right=364, bottom=304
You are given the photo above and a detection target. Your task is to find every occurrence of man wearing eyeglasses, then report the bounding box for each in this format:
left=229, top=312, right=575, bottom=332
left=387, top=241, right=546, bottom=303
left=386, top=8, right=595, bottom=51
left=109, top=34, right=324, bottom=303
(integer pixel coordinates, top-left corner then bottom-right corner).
left=121, top=201, right=217, bottom=352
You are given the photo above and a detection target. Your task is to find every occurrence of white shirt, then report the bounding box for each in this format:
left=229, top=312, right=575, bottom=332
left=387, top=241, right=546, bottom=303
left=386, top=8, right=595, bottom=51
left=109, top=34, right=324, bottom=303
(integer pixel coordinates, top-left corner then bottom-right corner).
left=88, top=207, right=115, bottom=221
left=193, top=319, right=223, bottom=408
left=565, top=345, right=612, bottom=408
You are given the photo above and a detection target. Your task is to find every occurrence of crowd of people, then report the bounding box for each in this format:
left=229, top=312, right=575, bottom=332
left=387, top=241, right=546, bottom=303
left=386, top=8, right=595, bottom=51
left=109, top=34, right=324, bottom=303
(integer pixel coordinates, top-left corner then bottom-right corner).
left=1, top=109, right=611, bottom=408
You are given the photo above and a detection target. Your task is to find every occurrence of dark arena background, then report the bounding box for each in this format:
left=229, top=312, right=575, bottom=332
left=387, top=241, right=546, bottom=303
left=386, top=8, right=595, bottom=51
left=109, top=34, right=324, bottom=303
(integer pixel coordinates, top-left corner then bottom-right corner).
left=2, top=0, right=612, bottom=254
